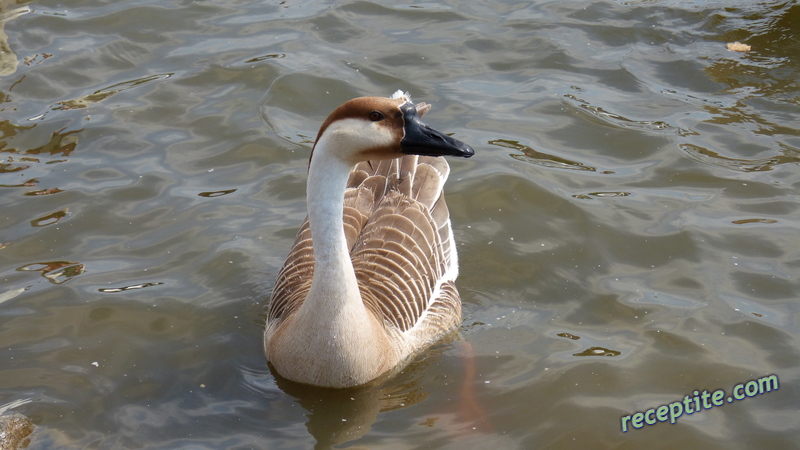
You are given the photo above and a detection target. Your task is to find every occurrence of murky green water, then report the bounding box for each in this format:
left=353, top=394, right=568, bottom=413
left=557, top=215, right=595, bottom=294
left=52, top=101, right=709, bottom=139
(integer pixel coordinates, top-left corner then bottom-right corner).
left=1, top=0, right=798, bottom=448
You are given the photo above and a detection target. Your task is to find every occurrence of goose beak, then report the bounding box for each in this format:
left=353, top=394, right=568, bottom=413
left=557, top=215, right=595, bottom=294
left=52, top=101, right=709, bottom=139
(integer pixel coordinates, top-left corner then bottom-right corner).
left=400, top=104, right=474, bottom=158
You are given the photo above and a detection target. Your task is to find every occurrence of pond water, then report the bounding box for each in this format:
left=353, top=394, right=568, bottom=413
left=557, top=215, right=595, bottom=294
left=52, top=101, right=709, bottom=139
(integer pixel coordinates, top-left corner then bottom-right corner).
left=1, top=0, right=798, bottom=448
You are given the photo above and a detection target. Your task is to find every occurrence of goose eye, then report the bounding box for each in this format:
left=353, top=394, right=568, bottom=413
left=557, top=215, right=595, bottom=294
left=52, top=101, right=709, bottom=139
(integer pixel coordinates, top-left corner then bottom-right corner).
left=369, top=111, right=384, bottom=122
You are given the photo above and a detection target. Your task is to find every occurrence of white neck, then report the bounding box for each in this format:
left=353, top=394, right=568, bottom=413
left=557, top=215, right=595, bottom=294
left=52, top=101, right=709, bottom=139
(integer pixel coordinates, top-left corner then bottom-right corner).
left=305, top=146, right=360, bottom=307
left=281, top=138, right=392, bottom=385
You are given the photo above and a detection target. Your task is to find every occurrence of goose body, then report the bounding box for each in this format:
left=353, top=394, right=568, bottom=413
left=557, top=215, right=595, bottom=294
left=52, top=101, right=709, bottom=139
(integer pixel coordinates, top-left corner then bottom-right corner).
left=265, top=91, right=474, bottom=388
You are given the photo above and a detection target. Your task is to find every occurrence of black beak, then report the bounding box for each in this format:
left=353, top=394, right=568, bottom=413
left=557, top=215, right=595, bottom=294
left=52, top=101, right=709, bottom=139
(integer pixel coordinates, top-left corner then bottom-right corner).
left=399, top=103, right=474, bottom=158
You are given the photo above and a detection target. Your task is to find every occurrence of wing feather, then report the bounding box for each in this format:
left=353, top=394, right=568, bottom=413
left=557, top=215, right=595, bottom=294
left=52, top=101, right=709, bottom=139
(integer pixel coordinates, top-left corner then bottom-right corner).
left=351, top=156, right=460, bottom=336
left=268, top=154, right=461, bottom=342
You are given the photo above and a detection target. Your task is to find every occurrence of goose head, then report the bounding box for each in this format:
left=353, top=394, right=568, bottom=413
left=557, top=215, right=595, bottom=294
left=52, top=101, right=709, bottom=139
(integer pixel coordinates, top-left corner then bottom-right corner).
left=311, top=91, right=474, bottom=165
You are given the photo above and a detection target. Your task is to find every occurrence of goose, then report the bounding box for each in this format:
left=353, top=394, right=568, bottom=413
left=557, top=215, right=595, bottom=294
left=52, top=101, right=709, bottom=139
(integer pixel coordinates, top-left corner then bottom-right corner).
left=265, top=90, right=474, bottom=388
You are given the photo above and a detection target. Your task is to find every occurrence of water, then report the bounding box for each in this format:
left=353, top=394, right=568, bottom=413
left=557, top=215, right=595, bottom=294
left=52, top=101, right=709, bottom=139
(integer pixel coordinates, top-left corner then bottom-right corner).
left=1, top=0, right=798, bottom=448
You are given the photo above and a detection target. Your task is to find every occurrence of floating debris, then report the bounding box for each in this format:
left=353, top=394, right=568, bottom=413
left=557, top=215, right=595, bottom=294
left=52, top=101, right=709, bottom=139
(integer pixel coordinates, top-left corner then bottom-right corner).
left=726, top=41, right=751, bottom=52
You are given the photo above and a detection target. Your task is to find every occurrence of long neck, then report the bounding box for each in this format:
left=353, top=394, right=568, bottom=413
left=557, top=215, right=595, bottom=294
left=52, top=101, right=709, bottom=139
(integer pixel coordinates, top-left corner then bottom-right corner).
left=268, top=140, right=395, bottom=386
left=305, top=148, right=360, bottom=302
left=294, top=142, right=371, bottom=335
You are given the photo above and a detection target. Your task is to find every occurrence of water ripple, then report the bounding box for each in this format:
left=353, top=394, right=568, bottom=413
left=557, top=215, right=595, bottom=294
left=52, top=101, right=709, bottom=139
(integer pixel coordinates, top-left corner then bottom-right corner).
left=1, top=0, right=798, bottom=448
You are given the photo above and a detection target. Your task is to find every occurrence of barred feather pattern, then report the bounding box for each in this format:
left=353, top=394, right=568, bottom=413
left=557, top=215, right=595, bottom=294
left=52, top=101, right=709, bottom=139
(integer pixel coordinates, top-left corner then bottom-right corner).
left=267, top=154, right=462, bottom=349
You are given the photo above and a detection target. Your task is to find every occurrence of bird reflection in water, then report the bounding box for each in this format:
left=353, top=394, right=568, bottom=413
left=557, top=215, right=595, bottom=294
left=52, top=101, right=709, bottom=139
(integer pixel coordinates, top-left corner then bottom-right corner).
left=270, top=339, right=491, bottom=448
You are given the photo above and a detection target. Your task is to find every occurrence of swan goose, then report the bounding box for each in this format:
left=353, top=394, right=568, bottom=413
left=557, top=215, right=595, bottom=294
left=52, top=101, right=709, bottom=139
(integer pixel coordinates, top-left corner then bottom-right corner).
left=265, top=90, right=474, bottom=388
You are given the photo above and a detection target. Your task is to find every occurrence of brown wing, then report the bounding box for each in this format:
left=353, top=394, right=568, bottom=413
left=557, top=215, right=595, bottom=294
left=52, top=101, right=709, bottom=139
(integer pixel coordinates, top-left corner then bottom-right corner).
left=267, top=161, right=389, bottom=326
left=351, top=156, right=461, bottom=338
left=267, top=219, right=313, bottom=324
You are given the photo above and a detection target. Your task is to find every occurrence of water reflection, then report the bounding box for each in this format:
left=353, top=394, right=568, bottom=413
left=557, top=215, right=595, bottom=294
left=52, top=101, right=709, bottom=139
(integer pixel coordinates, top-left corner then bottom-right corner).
left=244, top=53, right=286, bottom=63
left=692, top=3, right=800, bottom=174
left=98, top=282, right=165, bottom=293
left=24, top=187, right=63, bottom=196
left=198, top=188, right=237, bottom=198
left=29, top=208, right=67, bottom=226
left=271, top=363, right=429, bottom=448
left=731, top=218, right=777, bottom=225
left=267, top=339, right=493, bottom=448
left=556, top=332, right=581, bottom=340
left=564, top=92, right=693, bottom=135
left=0, top=3, right=30, bottom=76
left=1, top=127, right=80, bottom=161
left=0, top=158, right=27, bottom=173
left=490, top=139, right=598, bottom=172
left=16, top=260, right=85, bottom=284
left=680, top=143, right=798, bottom=172
left=1, top=0, right=799, bottom=448
left=52, top=73, right=174, bottom=112
left=0, top=177, right=36, bottom=187
left=573, top=191, right=631, bottom=199
left=573, top=346, right=622, bottom=357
